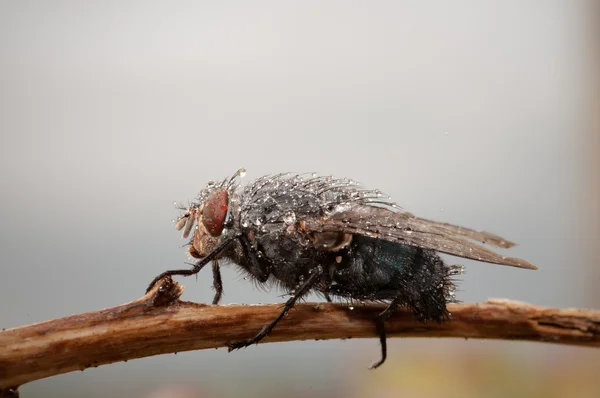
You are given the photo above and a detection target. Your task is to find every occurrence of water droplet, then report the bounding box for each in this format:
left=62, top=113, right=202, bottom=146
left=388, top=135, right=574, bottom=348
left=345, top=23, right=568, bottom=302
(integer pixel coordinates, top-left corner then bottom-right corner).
left=282, top=211, right=296, bottom=225
left=349, top=306, right=354, bottom=311
left=311, top=172, right=317, bottom=177
left=237, top=168, right=247, bottom=178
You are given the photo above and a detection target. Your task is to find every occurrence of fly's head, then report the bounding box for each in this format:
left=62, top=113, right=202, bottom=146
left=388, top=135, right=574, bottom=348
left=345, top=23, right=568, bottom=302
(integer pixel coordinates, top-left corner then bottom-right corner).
left=174, top=168, right=246, bottom=259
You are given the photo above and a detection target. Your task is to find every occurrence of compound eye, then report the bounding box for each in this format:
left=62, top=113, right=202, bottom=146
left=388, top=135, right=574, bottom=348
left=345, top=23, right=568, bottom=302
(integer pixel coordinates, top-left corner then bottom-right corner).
left=202, top=189, right=229, bottom=236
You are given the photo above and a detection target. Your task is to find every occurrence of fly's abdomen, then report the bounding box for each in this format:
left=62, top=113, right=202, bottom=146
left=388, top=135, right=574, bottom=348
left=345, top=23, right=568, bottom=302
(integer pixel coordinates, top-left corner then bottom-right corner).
left=329, top=236, right=458, bottom=321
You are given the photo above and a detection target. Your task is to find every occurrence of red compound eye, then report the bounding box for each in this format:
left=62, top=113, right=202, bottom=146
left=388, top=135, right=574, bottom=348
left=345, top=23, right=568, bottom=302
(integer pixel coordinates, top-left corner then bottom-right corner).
left=202, top=189, right=229, bottom=236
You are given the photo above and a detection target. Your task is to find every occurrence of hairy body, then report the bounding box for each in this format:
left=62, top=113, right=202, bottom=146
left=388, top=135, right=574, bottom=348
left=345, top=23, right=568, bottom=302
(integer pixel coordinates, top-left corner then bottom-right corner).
left=148, top=170, right=536, bottom=368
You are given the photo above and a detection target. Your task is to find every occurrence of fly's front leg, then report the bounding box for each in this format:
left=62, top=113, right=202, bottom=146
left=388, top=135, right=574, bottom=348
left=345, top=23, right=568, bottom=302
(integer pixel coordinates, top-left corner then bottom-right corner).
left=146, top=239, right=234, bottom=293
left=146, top=262, right=208, bottom=294
left=211, top=260, right=223, bottom=305
left=228, top=266, right=324, bottom=350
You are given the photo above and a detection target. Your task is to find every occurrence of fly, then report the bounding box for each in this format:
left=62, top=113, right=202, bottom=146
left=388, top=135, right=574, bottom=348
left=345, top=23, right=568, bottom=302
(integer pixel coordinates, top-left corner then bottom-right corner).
left=147, top=168, right=537, bottom=368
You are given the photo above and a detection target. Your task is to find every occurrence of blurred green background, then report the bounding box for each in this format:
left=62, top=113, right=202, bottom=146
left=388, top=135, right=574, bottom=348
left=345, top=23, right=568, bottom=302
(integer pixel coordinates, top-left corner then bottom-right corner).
left=1, top=1, right=598, bottom=397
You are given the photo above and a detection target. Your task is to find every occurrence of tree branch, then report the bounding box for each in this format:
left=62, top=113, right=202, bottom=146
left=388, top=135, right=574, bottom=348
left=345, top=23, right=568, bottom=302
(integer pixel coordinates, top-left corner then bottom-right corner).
left=1, top=277, right=599, bottom=390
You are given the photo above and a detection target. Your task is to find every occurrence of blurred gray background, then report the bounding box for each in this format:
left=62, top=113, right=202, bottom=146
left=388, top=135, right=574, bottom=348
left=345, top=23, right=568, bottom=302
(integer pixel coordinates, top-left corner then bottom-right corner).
left=1, top=1, right=598, bottom=397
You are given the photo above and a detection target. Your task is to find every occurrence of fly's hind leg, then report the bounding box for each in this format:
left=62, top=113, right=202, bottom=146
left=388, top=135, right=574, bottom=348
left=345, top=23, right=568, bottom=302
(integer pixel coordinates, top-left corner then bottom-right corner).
left=228, top=266, right=324, bottom=350
left=370, top=296, right=404, bottom=369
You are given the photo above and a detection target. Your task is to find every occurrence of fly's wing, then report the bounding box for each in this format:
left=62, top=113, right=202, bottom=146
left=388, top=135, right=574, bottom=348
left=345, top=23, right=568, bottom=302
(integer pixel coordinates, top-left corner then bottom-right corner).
left=303, top=205, right=537, bottom=270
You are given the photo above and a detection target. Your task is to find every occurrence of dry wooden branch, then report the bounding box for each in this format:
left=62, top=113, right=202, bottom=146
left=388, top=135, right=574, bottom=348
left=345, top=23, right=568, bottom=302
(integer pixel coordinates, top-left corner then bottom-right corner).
left=1, top=277, right=599, bottom=391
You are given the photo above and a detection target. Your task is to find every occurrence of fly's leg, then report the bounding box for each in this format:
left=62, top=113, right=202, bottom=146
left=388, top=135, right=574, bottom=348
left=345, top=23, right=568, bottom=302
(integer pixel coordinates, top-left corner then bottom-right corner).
left=211, top=260, right=223, bottom=305
left=146, top=239, right=234, bottom=293
left=229, top=266, right=324, bottom=350
left=146, top=262, right=208, bottom=294
left=370, top=296, right=403, bottom=369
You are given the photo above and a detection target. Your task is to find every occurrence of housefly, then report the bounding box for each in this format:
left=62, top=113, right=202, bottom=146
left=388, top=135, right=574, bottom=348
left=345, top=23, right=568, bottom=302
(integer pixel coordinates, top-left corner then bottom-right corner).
left=147, top=168, right=537, bottom=368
